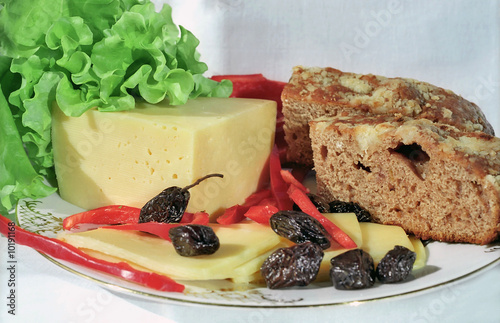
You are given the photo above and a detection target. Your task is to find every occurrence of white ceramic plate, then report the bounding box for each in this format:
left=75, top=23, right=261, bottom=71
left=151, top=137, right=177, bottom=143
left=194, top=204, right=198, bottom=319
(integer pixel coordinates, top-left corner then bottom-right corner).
left=16, top=193, right=500, bottom=308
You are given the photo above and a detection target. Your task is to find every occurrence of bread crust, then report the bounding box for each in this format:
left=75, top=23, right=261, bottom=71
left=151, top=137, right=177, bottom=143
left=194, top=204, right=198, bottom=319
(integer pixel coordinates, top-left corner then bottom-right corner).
left=310, top=115, right=500, bottom=244
left=282, top=66, right=495, bottom=166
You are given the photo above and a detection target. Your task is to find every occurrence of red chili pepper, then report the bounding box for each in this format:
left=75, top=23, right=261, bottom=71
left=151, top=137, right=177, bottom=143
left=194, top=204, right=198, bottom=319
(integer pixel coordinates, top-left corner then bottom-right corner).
left=244, top=205, right=279, bottom=225
left=280, top=169, right=310, bottom=194
left=269, top=145, right=294, bottom=211
left=63, top=205, right=141, bottom=230
left=0, top=214, right=184, bottom=292
left=287, top=184, right=357, bottom=249
left=216, top=205, right=249, bottom=225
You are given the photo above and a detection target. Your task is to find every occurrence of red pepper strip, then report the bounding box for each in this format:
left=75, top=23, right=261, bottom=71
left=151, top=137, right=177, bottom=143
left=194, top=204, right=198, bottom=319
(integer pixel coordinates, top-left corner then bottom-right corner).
left=190, top=212, right=210, bottom=225
left=290, top=165, right=312, bottom=185
left=102, top=222, right=181, bottom=241
left=280, top=169, right=310, bottom=194
left=103, top=212, right=209, bottom=239
left=180, top=212, right=194, bottom=223
left=269, top=145, right=294, bottom=211
left=287, top=185, right=357, bottom=249
left=216, top=204, right=249, bottom=225
left=0, top=215, right=184, bottom=292
left=244, top=205, right=279, bottom=225
left=243, top=189, right=272, bottom=207
left=257, top=197, right=279, bottom=208
left=63, top=205, right=141, bottom=230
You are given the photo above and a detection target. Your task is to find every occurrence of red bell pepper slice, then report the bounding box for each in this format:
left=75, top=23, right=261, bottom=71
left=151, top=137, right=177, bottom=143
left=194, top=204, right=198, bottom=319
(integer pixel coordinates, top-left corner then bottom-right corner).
left=63, top=205, right=141, bottom=230
left=243, top=189, right=273, bottom=207
left=211, top=74, right=286, bottom=113
left=103, top=211, right=210, bottom=239
left=290, top=165, right=311, bottom=184
left=190, top=211, right=210, bottom=225
left=287, top=185, right=357, bottom=249
left=216, top=204, right=249, bottom=225
left=244, top=205, right=279, bottom=225
left=269, top=145, right=294, bottom=211
left=257, top=197, right=278, bottom=208
left=0, top=215, right=184, bottom=292
left=102, top=222, right=181, bottom=241
left=280, top=169, right=310, bottom=194
left=180, top=212, right=195, bottom=223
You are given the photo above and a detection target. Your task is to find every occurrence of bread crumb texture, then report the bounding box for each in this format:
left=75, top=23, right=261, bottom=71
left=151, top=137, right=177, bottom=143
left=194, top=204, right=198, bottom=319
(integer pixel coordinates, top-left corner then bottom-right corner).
left=310, top=115, right=500, bottom=245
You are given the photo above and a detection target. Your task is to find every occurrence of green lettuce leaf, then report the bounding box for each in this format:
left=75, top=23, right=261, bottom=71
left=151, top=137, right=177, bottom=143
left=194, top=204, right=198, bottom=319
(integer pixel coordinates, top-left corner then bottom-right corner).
left=0, top=0, right=232, bottom=214
left=0, top=58, right=56, bottom=217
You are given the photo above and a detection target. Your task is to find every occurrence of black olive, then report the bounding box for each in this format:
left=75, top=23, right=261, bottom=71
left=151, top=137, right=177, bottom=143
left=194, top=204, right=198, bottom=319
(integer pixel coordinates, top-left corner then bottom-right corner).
left=260, top=242, right=324, bottom=289
left=330, top=249, right=375, bottom=290
left=169, top=224, right=220, bottom=257
left=328, top=200, right=372, bottom=222
left=139, top=173, right=223, bottom=223
left=293, top=193, right=330, bottom=213
left=376, top=245, right=416, bottom=283
left=270, top=210, right=331, bottom=249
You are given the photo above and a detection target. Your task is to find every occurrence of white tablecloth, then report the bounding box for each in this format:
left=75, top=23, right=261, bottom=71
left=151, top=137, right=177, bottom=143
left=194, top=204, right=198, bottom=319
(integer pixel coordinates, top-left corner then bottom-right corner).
left=1, top=1, right=500, bottom=322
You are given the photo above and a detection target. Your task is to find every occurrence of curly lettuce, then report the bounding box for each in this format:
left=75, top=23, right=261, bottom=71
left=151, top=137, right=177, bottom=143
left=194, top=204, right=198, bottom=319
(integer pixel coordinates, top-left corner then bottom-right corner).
left=0, top=0, right=232, bottom=215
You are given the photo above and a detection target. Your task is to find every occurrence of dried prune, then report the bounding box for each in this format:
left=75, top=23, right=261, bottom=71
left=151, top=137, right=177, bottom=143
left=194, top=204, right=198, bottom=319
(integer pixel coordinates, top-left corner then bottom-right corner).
left=330, top=249, right=375, bottom=290
left=270, top=210, right=331, bottom=249
left=260, top=242, right=324, bottom=289
left=168, top=224, right=220, bottom=257
left=328, top=200, right=372, bottom=222
left=139, top=173, right=223, bottom=223
left=293, top=194, right=330, bottom=213
left=376, top=245, right=416, bottom=283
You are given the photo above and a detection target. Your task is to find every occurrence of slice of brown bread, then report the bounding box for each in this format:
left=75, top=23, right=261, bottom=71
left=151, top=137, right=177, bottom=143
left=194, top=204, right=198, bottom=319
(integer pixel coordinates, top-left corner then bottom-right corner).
left=309, top=115, right=500, bottom=244
left=282, top=66, right=495, bottom=166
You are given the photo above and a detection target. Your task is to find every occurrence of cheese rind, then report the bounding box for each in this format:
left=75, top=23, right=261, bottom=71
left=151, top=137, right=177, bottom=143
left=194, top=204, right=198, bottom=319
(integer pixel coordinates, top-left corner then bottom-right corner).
left=52, top=97, right=277, bottom=217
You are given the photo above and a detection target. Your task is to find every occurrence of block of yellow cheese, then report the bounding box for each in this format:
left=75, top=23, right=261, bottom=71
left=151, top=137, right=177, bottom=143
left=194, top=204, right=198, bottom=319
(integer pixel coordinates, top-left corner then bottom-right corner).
left=52, top=97, right=277, bottom=217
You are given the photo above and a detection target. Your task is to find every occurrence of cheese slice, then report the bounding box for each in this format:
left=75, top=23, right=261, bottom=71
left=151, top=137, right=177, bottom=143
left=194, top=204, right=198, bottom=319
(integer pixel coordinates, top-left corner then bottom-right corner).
left=52, top=97, right=277, bottom=217
left=58, top=222, right=281, bottom=281
left=358, top=222, right=415, bottom=265
left=317, top=213, right=361, bottom=281
left=59, top=212, right=427, bottom=286
left=409, top=235, right=427, bottom=270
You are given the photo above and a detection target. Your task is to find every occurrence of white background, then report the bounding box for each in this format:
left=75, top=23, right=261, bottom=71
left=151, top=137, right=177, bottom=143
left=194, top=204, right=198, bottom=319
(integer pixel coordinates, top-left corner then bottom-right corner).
left=162, top=0, right=500, bottom=134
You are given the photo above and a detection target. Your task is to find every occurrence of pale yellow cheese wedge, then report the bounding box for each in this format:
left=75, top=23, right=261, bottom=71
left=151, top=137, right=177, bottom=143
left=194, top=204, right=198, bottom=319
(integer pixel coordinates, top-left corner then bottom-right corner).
left=58, top=222, right=281, bottom=281
left=52, top=97, right=277, bottom=218
left=409, top=235, right=427, bottom=270
left=359, top=222, right=416, bottom=265
left=316, top=213, right=361, bottom=281
left=324, top=213, right=363, bottom=247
